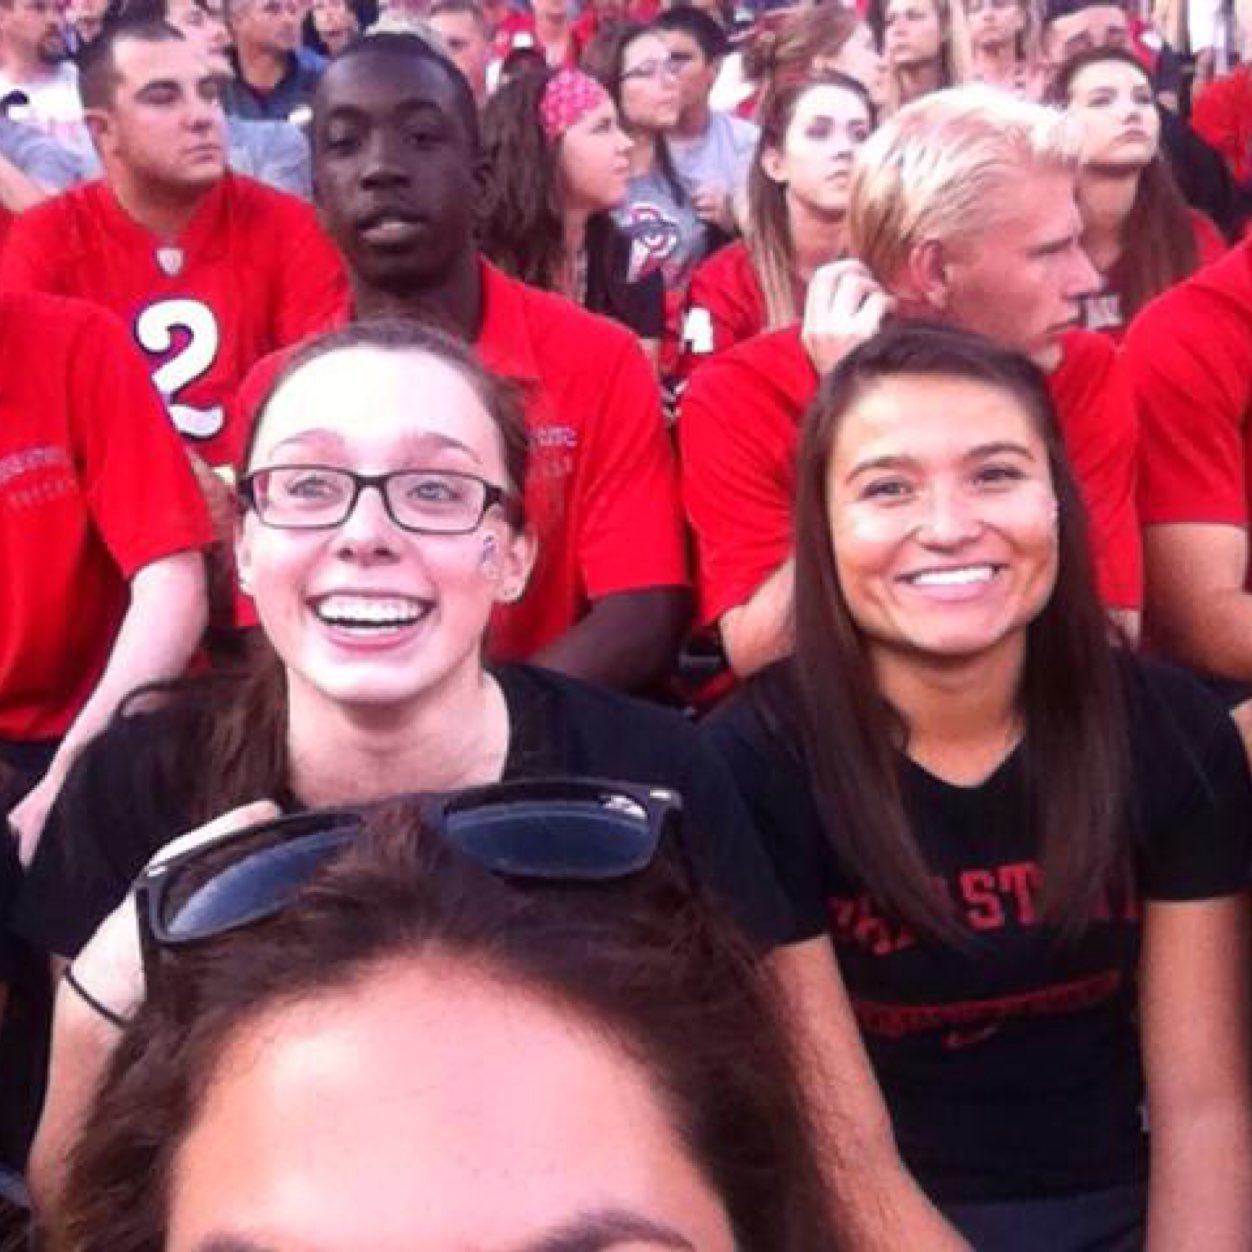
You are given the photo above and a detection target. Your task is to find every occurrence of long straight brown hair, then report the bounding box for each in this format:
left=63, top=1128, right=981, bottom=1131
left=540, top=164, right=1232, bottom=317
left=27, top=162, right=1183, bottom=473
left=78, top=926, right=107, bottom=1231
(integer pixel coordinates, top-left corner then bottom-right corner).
left=1050, top=47, right=1200, bottom=322
left=745, top=72, right=876, bottom=330
left=778, top=321, right=1129, bottom=944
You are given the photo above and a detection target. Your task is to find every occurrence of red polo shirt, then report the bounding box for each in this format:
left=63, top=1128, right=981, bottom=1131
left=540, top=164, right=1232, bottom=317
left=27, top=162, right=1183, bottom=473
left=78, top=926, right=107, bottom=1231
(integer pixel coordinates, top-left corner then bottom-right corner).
left=1126, top=238, right=1252, bottom=551
left=0, top=173, right=346, bottom=468
left=234, top=260, right=688, bottom=658
left=679, top=324, right=1141, bottom=627
left=0, top=294, right=213, bottom=741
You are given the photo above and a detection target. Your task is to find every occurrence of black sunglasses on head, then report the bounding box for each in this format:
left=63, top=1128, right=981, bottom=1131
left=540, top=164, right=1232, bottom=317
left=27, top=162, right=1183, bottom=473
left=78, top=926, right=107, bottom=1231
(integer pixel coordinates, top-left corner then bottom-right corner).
left=135, top=778, right=682, bottom=989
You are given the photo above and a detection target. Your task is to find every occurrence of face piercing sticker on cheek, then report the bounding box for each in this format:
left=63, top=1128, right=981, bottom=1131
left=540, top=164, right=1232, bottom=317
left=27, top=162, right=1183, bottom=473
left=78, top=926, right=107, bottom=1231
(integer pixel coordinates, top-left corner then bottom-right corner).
left=480, top=533, right=500, bottom=577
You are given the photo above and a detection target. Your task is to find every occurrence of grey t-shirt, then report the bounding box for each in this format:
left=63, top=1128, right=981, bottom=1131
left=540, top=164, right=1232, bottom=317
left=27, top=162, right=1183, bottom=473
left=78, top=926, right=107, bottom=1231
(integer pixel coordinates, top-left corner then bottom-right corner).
left=0, top=116, right=79, bottom=191
left=668, top=111, right=759, bottom=200
left=613, top=165, right=707, bottom=291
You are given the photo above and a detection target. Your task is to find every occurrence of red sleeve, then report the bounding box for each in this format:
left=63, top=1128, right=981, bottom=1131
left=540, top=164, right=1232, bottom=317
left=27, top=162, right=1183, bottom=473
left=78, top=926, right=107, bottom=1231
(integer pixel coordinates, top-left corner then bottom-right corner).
left=678, top=333, right=810, bottom=627
left=266, top=194, right=349, bottom=346
left=576, top=329, right=689, bottom=598
left=679, top=244, right=764, bottom=379
left=69, top=307, right=213, bottom=574
left=1191, top=209, right=1228, bottom=268
left=0, top=201, right=66, bottom=294
left=1125, top=270, right=1252, bottom=529
left=1050, top=334, right=1142, bottom=609
left=1192, top=72, right=1252, bottom=187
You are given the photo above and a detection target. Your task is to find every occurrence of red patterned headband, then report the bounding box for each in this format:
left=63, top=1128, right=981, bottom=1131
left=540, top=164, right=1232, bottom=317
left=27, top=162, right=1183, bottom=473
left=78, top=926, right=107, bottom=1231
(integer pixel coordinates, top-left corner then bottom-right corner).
left=539, top=69, right=610, bottom=141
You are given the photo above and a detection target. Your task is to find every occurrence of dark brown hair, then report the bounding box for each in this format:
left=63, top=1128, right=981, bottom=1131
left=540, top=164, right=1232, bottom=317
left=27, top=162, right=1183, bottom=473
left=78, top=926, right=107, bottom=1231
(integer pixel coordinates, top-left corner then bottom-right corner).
left=54, top=809, right=842, bottom=1251
left=582, top=21, right=688, bottom=205
left=776, top=320, right=1129, bottom=943
left=741, top=3, right=862, bottom=89
left=1050, top=47, right=1198, bottom=321
left=76, top=16, right=186, bottom=111
left=123, top=320, right=530, bottom=829
left=746, top=72, right=875, bottom=329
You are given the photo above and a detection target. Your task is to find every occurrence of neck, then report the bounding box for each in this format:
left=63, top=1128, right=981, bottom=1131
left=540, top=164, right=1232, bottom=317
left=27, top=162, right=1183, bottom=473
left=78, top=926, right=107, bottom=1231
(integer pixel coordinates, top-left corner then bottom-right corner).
left=236, top=41, right=287, bottom=93
left=559, top=206, right=589, bottom=295
left=789, top=195, right=849, bottom=282
left=106, top=167, right=210, bottom=239
left=971, top=41, right=1016, bottom=79
left=535, top=11, right=568, bottom=40
left=1077, top=168, right=1139, bottom=270
left=873, top=640, right=1025, bottom=785
left=896, top=58, right=942, bottom=101
left=673, top=101, right=711, bottom=140
left=351, top=248, right=484, bottom=342
left=285, top=664, right=510, bottom=807
left=1, top=49, right=51, bottom=83
left=627, top=128, right=655, bottom=177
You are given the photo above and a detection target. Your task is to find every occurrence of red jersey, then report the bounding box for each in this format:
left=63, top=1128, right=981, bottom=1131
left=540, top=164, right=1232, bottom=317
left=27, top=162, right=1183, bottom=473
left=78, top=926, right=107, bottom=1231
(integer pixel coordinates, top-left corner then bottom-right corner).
left=680, top=239, right=767, bottom=379
left=1077, top=209, right=1227, bottom=342
left=679, top=324, right=1141, bottom=627
left=0, top=173, right=346, bottom=468
left=0, top=294, right=213, bottom=741
left=1192, top=66, right=1252, bottom=188
left=1126, top=238, right=1252, bottom=548
left=234, top=260, right=689, bottom=659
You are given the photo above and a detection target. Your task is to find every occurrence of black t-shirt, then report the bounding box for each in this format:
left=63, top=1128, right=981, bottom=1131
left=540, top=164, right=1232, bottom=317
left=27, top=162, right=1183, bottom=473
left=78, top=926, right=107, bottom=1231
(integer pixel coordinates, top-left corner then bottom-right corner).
left=703, top=655, right=1252, bottom=1205
left=13, top=664, right=792, bottom=959
left=584, top=215, right=666, bottom=342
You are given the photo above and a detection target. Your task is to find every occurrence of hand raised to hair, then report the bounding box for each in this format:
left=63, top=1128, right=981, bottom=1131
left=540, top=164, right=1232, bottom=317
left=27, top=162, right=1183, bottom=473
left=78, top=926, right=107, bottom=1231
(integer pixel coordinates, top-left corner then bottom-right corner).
left=801, top=258, right=894, bottom=379
left=690, top=182, right=735, bottom=234
left=67, top=799, right=282, bottom=1026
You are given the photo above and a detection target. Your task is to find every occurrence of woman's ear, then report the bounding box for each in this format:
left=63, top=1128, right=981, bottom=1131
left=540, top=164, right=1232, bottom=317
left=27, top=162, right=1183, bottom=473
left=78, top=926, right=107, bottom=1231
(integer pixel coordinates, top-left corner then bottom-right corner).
left=494, top=525, right=538, bottom=606
left=759, top=145, right=788, bottom=186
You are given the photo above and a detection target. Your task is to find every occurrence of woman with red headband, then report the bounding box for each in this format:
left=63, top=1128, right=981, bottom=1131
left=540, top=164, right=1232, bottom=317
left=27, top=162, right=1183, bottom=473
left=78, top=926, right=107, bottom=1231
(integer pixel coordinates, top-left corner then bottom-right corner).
left=481, top=66, right=665, bottom=354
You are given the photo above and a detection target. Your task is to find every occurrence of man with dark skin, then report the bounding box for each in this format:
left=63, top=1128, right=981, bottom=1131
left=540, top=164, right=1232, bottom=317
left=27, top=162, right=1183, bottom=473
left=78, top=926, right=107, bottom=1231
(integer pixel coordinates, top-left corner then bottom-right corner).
left=273, top=34, right=691, bottom=692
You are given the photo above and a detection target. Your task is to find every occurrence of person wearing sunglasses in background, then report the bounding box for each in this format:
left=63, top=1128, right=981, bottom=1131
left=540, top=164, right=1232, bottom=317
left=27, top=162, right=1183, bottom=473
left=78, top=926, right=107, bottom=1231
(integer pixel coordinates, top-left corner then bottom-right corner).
left=41, top=788, right=842, bottom=1251
left=17, top=319, right=799, bottom=1217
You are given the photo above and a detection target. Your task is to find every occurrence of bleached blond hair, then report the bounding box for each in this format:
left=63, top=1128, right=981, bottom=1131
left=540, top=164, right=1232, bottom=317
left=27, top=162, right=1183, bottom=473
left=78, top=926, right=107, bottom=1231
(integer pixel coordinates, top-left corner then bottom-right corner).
left=849, top=84, right=1081, bottom=286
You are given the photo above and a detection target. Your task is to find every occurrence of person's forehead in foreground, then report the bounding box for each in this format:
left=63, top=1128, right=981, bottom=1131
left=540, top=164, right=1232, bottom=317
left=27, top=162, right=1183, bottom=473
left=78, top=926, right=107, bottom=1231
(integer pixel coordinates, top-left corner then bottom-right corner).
left=166, top=960, right=738, bottom=1252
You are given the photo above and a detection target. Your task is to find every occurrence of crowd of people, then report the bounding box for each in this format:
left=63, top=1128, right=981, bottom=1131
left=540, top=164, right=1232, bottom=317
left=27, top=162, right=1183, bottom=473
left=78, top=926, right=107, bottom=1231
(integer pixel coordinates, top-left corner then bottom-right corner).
left=0, top=0, right=1251, bottom=1247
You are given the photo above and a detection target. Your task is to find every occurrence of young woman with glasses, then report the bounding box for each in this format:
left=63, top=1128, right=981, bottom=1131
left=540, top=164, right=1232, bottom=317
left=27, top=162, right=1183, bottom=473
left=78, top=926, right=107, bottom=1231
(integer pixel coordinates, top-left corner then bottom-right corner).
left=18, top=320, right=798, bottom=1216
left=583, top=23, right=713, bottom=300
left=47, top=795, right=842, bottom=1251
left=705, top=321, right=1252, bottom=1249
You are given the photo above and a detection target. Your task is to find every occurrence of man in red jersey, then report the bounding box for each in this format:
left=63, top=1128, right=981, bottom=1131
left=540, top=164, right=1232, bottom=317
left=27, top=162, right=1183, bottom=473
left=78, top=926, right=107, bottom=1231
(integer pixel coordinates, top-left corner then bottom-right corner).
left=1, top=294, right=212, bottom=860
left=681, top=86, right=1139, bottom=676
left=1123, top=241, right=1252, bottom=692
left=235, top=33, right=690, bottom=694
left=0, top=18, right=344, bottom=474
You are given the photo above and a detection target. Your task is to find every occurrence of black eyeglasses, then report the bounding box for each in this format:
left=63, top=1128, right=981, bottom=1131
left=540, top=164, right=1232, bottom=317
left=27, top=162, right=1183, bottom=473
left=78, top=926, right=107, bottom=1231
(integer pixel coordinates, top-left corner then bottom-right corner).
left=238, top=465, right=515, bottom=536
left=135, top=778, right=682, bottom=988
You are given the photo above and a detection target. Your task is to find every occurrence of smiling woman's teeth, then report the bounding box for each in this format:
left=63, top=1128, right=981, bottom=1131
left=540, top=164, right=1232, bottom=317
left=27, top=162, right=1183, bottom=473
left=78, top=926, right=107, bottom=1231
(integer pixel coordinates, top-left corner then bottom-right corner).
left=315, top=595, right=425, bottom=627
left=908, top=565, right=996, bottom=588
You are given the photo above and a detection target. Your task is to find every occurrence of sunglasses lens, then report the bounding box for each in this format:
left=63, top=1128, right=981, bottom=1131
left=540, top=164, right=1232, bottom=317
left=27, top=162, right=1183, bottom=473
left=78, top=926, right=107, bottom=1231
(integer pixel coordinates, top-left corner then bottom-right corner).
left=443, top=796, right=655, bottom=881
left=160, top=824, right=357, bottom=942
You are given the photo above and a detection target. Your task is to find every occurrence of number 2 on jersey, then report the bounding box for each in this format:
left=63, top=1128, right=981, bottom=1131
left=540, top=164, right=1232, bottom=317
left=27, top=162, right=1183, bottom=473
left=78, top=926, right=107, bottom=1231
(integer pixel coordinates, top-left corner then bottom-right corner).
left=135, top=299, right=224, bottom=441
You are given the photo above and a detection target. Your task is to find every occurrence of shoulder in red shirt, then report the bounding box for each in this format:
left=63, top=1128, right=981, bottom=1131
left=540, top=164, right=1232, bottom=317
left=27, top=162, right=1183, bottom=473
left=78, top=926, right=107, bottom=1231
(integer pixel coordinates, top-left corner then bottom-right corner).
left=680, top=239, right=767, bottom=380
left=0, top=293, right=212, bottom=740
left=1192, top=66, right=1252, bottom=188
left=1126, top=238, right=1252, bottom=545
left=0, top=173, right=346, bottom=467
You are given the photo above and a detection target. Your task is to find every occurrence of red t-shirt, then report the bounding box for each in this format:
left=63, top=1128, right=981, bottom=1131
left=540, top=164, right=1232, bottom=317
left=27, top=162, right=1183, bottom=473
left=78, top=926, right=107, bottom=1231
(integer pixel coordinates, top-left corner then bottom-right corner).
left=680, top=239, right=767, bottom=379
left=1192, top=66, right=1252, bottom=188
left=679, top=324, right=1141, bottom=627
left=0, top=293, right=213, bottom=741
left=1077, top=209, right=1227, bottom=342
left=1126, top=238, right=1252, bottom=545
left=234, top=261, right=689, bottom=658
left=0, top=173, right=346, bottom=469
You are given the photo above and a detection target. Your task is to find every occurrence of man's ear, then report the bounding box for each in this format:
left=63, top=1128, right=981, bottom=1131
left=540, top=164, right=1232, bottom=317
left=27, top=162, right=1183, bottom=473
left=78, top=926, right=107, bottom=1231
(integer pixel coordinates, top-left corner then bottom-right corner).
left=906, top=239, right=951, bottom=312
left=82, top=107, right=113, bottom=153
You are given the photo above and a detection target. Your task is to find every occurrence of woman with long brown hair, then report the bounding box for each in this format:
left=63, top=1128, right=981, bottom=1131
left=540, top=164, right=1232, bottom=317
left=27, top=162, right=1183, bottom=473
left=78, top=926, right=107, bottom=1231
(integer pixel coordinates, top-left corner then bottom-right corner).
left=681, top=71, right=874, bottom=372
left=871, top=0, right=972, bottom=107
left=965, top=0, right=1045, bottom=96
left=17, top=319, right=795, bottom=1217
left=706, top=320, right=1252, bottom=1249
left=46, top=795, right=842, bottom=1251
left=1051, top=47, right=1225, bottom=340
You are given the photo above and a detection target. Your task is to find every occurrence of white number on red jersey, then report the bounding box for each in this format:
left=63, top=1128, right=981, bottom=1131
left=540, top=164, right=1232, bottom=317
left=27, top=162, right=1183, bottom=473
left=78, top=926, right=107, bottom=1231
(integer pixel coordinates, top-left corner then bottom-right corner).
left=135, top=299, right=224, bottom=440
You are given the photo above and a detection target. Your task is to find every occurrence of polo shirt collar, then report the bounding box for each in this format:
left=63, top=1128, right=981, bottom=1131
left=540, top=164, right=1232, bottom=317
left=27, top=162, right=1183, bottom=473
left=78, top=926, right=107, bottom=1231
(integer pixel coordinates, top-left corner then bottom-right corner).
left=474, top=257, right=542, bottom=388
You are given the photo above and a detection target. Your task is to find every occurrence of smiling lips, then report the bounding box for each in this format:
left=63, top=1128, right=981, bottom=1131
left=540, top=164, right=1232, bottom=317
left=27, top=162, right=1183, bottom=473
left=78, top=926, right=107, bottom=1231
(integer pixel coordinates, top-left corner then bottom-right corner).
left=900, top=564, right=1003, bottom=599
left=313, top=593, right=429, bottom=631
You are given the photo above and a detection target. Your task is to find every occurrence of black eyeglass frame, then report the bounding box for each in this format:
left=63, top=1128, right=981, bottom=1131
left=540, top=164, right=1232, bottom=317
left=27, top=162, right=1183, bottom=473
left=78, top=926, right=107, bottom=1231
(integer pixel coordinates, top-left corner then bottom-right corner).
left=134, top=778, right=682, bottom=991
left=237, top=464, right=516, bottom=536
